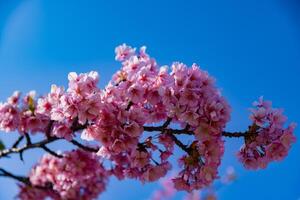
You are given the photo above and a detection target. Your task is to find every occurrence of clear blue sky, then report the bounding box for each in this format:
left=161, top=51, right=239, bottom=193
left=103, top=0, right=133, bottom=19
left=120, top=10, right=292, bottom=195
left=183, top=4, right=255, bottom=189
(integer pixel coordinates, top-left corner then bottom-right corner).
left=0, top=0, right=299, bottom=199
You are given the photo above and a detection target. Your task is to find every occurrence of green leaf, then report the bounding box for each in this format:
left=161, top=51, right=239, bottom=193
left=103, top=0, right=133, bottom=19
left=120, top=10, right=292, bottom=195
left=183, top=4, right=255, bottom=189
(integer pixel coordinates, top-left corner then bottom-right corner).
left=0, top=140, right=5, bottom=150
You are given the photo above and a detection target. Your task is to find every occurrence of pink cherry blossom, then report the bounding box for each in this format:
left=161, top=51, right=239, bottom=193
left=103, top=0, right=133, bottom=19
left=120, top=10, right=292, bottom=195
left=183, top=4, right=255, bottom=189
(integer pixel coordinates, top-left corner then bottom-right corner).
left=28, top=150, right=108, bottom=200
left=238, top=97, right=296, bottom=170
left=115, top=43, right=136, bottom=61
left=0, top=44, right=294, bottom=199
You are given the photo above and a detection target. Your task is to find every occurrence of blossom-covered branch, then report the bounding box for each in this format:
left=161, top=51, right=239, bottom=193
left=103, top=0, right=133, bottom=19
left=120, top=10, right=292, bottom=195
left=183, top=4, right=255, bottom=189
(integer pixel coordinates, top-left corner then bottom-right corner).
left=0, top=44, right=296, bottom=200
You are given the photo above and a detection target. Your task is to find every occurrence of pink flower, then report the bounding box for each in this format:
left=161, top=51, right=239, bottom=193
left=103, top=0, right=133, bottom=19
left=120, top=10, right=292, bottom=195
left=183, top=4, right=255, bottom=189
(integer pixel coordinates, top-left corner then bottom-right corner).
left=96, top=146, right=110, bottom=159
left=127, top=84, right=145, bottom=104
left=179, top=90, right=199, bottom=107
left=17, top=184, right=59, bottom=200
left=143, top=164, right=169, bottom=182
left=123, top=121, right=143, bottom=137
left=250, top=107, right=267, bottom=126
left=131, top=150, right=150, bottom=168
left=238, top=98, right=296, bottom=170
left=115, top=43, right=136, bottom=61
left=7, top=91, right=21, bottom=105
left=52, top=122, right=72, bottom=140
left=28, top=150, right=108, bottom=200
left=111, top=139, right=126, bottom=154
left=0, top=103, right=20, bottom=132
left=81, top=124, right=101, bottom=141
left=265, top=141, right=287, bottom=161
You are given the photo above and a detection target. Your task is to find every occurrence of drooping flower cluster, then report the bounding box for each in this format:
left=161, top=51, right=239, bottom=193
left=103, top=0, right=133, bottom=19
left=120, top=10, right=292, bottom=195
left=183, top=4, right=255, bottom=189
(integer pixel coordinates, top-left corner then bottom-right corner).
left=173, top=137, right=224, bottom=191
left=237, top=97, right=296, bottom=169
left=22, top=150, right=108, bottom=200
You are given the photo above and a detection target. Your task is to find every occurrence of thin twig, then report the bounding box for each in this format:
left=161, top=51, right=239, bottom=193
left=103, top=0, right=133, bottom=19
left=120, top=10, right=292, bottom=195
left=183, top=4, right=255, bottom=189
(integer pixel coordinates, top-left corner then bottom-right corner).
left=0, top=137, right=60, bottom=159
left=24, top=132, right=32, bottom=145
left=70, top=140, right=98, bottom=153
left=167, top=133, right=191, bottom=154
left=41, top=145, right=63, bottom=158
left=0, top=167, right=53, bottom=191
left=162, top=117, right=172, bottom=128
left=0, top=168, right=30, bottom=185
left=12, top=136, right=24, bottom=148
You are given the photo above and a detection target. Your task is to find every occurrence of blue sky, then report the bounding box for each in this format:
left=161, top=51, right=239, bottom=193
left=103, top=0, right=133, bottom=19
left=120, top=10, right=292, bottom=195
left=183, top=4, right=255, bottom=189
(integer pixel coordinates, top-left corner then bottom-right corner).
left=0, top=0, right=299, bottom=199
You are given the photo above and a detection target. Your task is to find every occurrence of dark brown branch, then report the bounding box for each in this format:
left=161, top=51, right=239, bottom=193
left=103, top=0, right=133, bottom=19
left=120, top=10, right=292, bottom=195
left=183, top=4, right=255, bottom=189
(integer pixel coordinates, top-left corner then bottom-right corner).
left=144, top=118, right=193, bottom=155
left=71, top=120, right=89, bottom=132
left=143, top=126, right=193, bottom=135
left=0, top=137, right=60, bottom=159
left=222, top=131, right=247, bottom=138
left=41, top=145, right=63, bottom=158
left=0, top=167, right=30, bottom=185
left=12, top=136, right=24, bottom=148
left=125, top=101, right=133, bottom=111
left=45, top=120, right=54, bottom=138
left=162, top=117, right=172, bottom=128
left=24, top=132, right=32, bottom=145
left=144, top=124, right=249, bottom=138
left=0, top=119, right=91, bottom=160
left=70, top=140, right=98, bottom=153
left=167, top=133, right=191, bottom=154
left=0, top=167, right=54, bottom=191
left=143, top=118, right=253, bottom=156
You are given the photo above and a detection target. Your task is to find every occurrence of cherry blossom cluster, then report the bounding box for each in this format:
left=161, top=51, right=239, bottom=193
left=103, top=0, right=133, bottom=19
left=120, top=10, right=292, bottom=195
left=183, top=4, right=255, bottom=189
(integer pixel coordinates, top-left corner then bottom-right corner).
left=149, top=167, right=236, bottom=200
left=0, top=91, right=50, bottom=134
left=172, top=135, right=224, bottom=191
left=80, top=44, right=231, bottom=190
left=36, top=71, right=101, bottom=140
left=238, top=97, right=296, bottom=169
left=18, top=150, right=108, bottom=200
left=17, top=184, right=59, bottom=200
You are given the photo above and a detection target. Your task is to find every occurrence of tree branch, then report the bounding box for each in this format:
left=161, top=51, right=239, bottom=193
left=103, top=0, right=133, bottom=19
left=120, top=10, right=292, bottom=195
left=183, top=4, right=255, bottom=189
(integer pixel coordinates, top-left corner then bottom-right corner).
left=143, top=126, right=194, bottom=135
left=0, top=167, right=54, bottom=191
left=41, top=145, right=63, bottom=158
left=222, top=131, right=247, bottom=138
left=24, top=132, right=32, bottom=145
left=0, top=137, right=61, bottom=159
left=0, top=167, right=30, bottom=185
left=144, top=124, right=249, bottom=138
left=12, top=136, right=24, bottom=148
left=167, top=132, right=191, bottom=154
left=70, top=139, right=98, bottom=153
left=143, top=119, right=254, bottom=156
